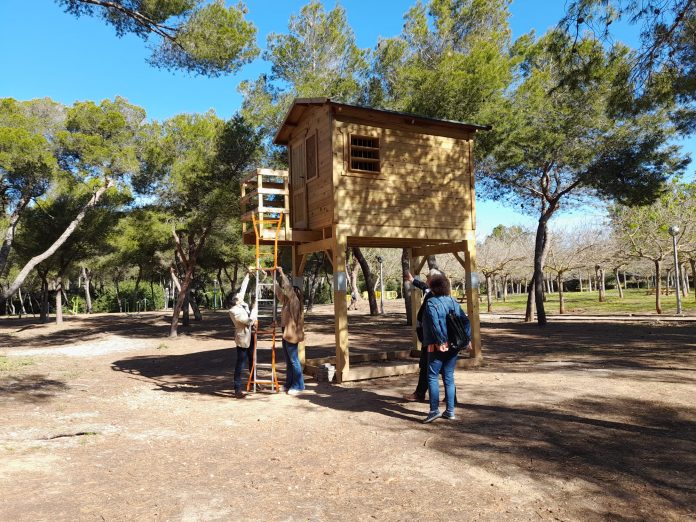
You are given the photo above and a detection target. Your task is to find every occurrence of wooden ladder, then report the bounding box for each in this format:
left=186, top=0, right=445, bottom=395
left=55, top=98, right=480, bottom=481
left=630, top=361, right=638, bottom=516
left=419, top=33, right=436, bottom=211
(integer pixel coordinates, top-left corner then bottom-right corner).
left=246, top=214, right=284, bottom=393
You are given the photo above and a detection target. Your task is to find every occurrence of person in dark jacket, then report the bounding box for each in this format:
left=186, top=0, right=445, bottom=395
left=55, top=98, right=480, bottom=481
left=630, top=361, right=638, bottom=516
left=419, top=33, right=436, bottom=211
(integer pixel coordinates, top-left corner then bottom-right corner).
left=421, top=273, right=471, bottom=423
left=403, top=269, right=442, bottom=401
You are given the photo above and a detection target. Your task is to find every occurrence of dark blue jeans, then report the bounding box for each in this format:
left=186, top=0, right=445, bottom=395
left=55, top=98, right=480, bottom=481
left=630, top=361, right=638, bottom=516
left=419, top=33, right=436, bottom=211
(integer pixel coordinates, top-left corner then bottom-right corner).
left=282, top=339, right=305, bottom=391
left=427, top=350, right=458, bottom=415
left=234, top=338, right=254, bottom=393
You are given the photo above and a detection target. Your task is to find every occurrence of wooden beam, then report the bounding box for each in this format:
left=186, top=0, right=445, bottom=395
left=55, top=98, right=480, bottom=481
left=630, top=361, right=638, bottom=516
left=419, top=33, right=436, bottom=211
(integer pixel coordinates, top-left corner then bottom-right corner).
left=453, top=252, right=467, bottom=270
left=297, top=237, right=334, bottom=256
left=463, top=239, right=482, bottom=361
left=323, top=250, right=334, bottom=268
left=289, top=230, right=323, bottom=243
left=415, top=256, right=427, bottom=275
left=412, top=239, right=471, bottom=258
left=333, top=232, right=349, bottom=382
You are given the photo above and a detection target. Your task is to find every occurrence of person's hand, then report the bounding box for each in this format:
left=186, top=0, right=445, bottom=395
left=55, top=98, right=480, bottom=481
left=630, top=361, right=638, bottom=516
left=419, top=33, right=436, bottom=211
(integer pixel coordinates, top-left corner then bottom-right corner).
left=276, top=266, right=284, bottom=275
left=466, top=341, right=473, bottom=355
left=405, top=271, right=414, bottom=283
left=438, top=343, right=448, bottom=352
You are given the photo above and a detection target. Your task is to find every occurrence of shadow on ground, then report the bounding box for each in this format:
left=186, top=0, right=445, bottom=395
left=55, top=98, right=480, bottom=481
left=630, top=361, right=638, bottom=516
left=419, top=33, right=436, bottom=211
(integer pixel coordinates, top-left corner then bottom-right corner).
left=0, top=374, right=68, bottom=403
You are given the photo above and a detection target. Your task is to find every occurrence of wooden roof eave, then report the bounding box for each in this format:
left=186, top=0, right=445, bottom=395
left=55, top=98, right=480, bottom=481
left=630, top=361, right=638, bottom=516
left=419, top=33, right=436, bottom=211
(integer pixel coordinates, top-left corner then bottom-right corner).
left=273, top=98, right=492, bottom=146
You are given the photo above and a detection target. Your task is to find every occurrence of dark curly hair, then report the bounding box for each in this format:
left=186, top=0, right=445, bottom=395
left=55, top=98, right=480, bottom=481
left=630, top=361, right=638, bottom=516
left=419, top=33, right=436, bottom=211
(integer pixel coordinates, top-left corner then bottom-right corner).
left=429, top=274, right=451, bottom=296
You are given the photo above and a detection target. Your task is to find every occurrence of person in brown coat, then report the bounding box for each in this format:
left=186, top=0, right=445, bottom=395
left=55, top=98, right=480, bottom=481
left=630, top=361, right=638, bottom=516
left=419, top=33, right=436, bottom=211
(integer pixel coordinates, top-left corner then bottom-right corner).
left=274, top=267, right=305, bottom=394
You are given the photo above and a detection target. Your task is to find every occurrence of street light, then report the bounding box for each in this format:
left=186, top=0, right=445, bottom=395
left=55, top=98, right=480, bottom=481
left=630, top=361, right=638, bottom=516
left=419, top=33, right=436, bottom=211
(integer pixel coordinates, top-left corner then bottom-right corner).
left=376, top=255, right=384, bottom=315
left=668, top=225, right=683, bottom=315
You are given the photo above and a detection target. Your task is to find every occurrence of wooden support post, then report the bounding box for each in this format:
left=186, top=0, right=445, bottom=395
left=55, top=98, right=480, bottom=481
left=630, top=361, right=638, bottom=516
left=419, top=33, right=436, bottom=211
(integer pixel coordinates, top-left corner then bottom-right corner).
left=332, top=232, right=349, bottom=382
left=409, top=253, right=422, bottom=352
left=463, top=239, right=482, bottom=359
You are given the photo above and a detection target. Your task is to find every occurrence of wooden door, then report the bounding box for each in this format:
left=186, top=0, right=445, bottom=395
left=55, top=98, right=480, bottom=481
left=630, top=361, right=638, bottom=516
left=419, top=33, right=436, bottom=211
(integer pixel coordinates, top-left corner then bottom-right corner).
left=290, top=141, right=308, bottom=229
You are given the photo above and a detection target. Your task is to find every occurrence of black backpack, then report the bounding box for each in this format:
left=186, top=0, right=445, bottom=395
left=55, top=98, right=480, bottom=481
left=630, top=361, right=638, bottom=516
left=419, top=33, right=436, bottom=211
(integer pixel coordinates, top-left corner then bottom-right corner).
left=445, top=297, right=470, bottom=352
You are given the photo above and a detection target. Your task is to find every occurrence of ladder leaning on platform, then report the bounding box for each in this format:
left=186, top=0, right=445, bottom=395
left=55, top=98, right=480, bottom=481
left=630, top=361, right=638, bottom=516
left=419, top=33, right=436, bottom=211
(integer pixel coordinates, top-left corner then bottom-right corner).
left=246, top=214, right=284, bottom=393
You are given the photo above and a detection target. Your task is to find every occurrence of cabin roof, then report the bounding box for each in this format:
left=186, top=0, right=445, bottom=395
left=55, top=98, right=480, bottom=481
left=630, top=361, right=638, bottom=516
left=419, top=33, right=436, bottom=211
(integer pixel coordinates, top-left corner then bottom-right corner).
left=273, top=98, right=492, bottom=145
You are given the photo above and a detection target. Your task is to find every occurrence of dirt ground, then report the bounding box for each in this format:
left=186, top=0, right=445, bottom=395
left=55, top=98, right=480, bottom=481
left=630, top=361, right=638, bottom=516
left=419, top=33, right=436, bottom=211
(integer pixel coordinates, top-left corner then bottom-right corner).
left=1, top=302, right=695, bottom=521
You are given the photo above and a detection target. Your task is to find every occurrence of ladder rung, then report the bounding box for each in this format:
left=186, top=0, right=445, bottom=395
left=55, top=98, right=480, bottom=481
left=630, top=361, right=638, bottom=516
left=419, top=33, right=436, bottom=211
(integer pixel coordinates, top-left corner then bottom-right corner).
left=255, top=363, right=273, bottom=368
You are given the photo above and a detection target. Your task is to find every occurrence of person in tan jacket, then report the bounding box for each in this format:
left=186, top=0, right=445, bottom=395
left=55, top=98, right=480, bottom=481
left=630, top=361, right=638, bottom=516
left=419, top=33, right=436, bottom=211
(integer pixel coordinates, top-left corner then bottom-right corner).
left=274, top=266, right=305, bottom=394
left=229, top=272, right=257, bottom=398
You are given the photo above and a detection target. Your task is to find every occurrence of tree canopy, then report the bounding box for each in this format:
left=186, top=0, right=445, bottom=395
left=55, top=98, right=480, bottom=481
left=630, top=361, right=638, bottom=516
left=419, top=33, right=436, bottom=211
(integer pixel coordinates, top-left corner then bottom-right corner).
left=58, top=0, right=259, bottom=76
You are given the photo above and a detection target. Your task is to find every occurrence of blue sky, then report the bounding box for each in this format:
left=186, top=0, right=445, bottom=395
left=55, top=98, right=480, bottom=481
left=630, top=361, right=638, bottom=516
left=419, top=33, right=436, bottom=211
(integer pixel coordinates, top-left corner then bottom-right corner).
left=1, top=0, right=693, bottom=236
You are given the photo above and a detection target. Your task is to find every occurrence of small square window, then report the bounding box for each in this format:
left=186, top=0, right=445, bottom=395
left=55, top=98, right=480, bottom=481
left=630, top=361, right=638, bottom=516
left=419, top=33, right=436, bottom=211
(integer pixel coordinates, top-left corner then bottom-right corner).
left=350, top=135, right=380, bottom=173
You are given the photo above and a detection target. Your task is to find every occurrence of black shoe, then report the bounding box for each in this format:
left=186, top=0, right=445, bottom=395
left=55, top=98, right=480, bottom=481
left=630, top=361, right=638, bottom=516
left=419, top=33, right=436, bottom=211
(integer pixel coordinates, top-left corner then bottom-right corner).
left=423, top=411, right=442, bottom=424
left=442, top=411, right=456, bottom=420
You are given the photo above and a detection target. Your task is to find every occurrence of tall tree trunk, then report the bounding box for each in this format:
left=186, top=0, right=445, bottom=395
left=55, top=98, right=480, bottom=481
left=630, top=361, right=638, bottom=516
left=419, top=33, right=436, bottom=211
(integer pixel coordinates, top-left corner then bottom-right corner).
left=680, top=263, right=688, bottom=297
left=615, top=268, right=624, bottom=299
left=485, top=275, right=493, bottom=313
left=525, top=274, right=535, bottom=322
left=0, top=194, right=31, bottom=278
left=134, top=265, right=143, bottom=294
left=595, top=266, right=606, bottom=302
left=690, top=259, right=696, bottom=302
left=531, top=211, right=553, bottom=325
left=182, top=290, right=190, bottom=327
left=2, top=182, right=112, bottom=302
left=579, top=273, right=583, bottom=292
left=81, top=266, right=93, bottom=313
left=115, top=278, right=122, bottom=312
left=588, top=272, right=593, bottom=291
left=27, top=290, right=36, bottom=317
left=502, top=274, right=509, bottom=302
left=401, top=248, right=413, bottom=320
left=654, top=259, right=663, bottom=314
left=306, top=253, right=323, bottom=312
left=55, top=276, right=63, bottom=325
left=401, top=248, right=413, bottom=326
left=17, top=287, right=27, bottom=317
left=426, top=255, right=439, bottom=270
left=557, top=274, right=565, bottom=314
left=223, top=265, right=235, bottom=295
left=190, top=289, right=202, bottom=320
left=40, top=275, right=49, bottom=323
left=169, top=228, right=209, bottom=337
left=353, top=247, right=377, bottom=315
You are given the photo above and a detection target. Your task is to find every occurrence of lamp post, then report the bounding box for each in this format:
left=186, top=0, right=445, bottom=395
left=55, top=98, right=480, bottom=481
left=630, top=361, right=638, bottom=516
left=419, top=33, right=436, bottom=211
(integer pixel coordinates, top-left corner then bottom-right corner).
left=376, top=255, right=384, bottom=315
left=668, top=225, right=683, bottom=315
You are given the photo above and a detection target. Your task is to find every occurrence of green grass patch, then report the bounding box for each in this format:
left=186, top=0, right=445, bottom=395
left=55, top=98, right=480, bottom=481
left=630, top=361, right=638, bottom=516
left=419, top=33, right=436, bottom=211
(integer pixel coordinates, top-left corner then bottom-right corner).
left=0, top=355, right=34, bottom=372
left=483, top=288, right=696, bottom=315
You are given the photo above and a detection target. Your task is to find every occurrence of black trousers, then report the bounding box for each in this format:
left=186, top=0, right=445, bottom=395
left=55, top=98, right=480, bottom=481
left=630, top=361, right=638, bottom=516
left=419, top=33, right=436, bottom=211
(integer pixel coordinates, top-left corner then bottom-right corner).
left=234, top=337, right=255, bottom=393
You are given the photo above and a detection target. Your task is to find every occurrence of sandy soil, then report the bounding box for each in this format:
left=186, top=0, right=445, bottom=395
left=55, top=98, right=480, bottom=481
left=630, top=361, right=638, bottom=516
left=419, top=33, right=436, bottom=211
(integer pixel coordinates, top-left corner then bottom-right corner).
left=1, top=303, right=695, bottom=521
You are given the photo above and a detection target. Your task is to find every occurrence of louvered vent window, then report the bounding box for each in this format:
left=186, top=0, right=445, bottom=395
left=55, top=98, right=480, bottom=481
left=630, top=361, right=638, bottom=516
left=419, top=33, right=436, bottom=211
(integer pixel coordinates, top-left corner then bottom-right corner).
left=350, top=135, right=380, bottom=173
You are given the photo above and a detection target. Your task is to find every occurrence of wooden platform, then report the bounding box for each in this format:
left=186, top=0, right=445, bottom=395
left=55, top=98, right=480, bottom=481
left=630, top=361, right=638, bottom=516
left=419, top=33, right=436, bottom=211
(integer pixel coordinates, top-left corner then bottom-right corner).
left=304, top=349, right=483, bottom=382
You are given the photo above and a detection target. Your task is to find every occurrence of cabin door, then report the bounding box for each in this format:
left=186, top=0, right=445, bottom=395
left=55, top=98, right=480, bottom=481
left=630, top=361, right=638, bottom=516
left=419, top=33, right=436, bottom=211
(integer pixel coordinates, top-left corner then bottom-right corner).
left=290, top=141, right=308, bottom=229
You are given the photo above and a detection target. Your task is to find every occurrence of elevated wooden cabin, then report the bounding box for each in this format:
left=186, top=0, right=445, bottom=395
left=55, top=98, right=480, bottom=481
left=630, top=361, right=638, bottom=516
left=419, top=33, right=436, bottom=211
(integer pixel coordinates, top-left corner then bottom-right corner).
left=245, top=98, right=489, bottom=382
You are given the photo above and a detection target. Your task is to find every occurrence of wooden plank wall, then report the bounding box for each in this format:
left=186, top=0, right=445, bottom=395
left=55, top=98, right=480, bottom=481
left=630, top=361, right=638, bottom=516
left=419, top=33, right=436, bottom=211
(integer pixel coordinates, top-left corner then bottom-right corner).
left=332, top=117, right=474, bottom=240
left=287, top=105, right=333, bottom=230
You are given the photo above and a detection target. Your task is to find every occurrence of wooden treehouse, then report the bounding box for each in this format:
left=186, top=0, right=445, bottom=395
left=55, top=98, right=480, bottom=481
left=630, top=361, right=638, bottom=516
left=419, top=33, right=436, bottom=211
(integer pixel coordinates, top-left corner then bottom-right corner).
left=241, top=98, right=490, bottom=382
